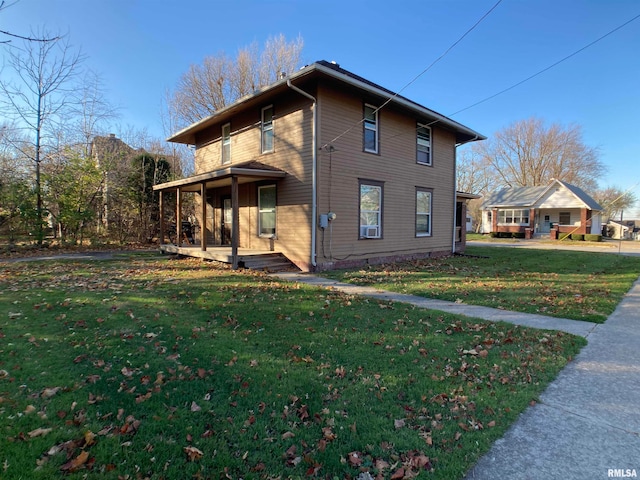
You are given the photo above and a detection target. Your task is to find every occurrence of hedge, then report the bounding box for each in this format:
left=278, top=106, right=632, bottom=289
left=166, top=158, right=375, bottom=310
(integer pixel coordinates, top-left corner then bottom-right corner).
left=584, top=234, right=602, bottom=242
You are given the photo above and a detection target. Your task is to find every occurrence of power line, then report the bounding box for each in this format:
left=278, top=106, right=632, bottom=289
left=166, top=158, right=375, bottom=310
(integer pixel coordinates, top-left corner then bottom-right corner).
left=448, top=12, right=640, bottom=117
left=325, top=0, right=503, bottom=146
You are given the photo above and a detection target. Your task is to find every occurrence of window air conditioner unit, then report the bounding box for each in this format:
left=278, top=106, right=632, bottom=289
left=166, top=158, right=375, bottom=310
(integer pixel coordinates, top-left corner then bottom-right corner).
left=361, top=226, right=379, bottom=238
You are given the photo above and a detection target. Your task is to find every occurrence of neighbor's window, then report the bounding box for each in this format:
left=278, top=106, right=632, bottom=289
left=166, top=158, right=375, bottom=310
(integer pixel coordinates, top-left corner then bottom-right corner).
left=559, top=212, right=571, bottom=225
left=221, top=123, right=231, bottom=164
left=416, top=188, right=432, bottom=236
left=416, top=124, right=431, bottom=165
left=359, top=181, right=383, bottom=238
left=497, top=209, right=530, bottom=225
left=364, top=104, right=378, bottom=153
left=258, top=185, right=276, bottom=236
left=261, top=105, right=274, bottom=153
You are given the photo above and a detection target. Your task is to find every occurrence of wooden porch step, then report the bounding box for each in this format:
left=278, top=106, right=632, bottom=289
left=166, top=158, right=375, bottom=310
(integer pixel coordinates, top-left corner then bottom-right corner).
left=239, top=253, right=298, bottom=272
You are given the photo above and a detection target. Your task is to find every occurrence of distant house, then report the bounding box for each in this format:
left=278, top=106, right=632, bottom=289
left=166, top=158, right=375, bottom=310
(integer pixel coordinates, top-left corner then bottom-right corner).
left=606, top=220, right=640, bottom=240
left=152, top=60, right=485, bottom=271
left=480, top=179, right=602, bottom=238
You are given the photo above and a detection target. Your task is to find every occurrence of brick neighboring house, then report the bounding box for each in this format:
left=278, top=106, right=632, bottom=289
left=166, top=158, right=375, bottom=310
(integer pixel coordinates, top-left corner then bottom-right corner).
left=153, top=60, right=485, bottom=271
left=480, top=179, right=603, bottom=238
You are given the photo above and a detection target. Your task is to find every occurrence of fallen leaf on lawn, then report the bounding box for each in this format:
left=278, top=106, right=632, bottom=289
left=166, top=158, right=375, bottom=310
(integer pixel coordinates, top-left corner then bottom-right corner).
left=24, top=405, right=36, bottom=414
left=281, top=431, right=295, bottom=440
left=184, top=446, right=203, bottom=462
left=390, top=467, right=405, bottom=479
left=462, top=349, right=478, bottom=356
left=41, top=387, right=61, bottom=399
left=28, top=427, right=52, bottom=438
left=60, top=450, right=89, bottom=472
left=347, top=451, right=362, bottom=466
left=190, top=401, right=201, bottom=412
left=394, top=419, right=405, bottom=429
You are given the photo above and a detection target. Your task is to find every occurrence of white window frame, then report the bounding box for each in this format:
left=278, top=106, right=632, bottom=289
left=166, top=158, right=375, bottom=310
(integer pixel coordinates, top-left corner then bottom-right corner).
left=261, top=105, right=274, bottom=154
left=416, top=188, right=432, bottom=236
left=497, top=209, right=530, bottom=225
left=221, top=123, right=231, bottom=164
left=359, top=181, right=383, bottom=239
left=258, top=184, right=276, bottom=237
left=363, top=104, right=378, bottom=154
left=416, top=123, right=432, bottom=165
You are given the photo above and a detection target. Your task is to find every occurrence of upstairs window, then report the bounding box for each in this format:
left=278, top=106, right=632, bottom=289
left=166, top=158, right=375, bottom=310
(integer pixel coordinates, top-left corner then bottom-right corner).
left=221, top=123, right=231, bottom=164
left=261, top=105, right=274, bottom=153
left=417, top=124, right=431, bottom=165
left=359, top=181, right=383, bottom=238
left=363, top=104, right=378, bottom=153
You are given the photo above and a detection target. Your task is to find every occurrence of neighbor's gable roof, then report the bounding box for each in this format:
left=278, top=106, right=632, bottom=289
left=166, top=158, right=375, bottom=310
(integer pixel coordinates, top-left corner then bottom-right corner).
left=482, top=179, right=602, bottom=211
left=168, top=60, right=486, bottom=145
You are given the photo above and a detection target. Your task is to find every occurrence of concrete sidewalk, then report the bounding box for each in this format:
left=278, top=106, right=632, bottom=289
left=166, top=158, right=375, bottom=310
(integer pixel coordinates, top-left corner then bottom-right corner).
left=273, top=272, right=640, bottom=480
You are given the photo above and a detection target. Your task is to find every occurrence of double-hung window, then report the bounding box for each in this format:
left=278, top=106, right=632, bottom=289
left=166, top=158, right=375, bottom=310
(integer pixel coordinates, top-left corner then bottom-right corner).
left=416, top=188, right=432, bottom=236
left=417, top=124, right=431, bottom=165
left=363, top=104, right=378, bottom=153
left=261, top=106, right=274, bottom=154
left=359, top=181, right=383, bottom=238
left=258, top=185, right=276, bottom=236
left=221, top=123, right=231, bottom=164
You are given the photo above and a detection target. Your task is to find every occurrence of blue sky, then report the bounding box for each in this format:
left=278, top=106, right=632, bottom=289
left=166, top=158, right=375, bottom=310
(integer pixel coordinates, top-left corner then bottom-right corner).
left=3, top=0, right=640, bottom=215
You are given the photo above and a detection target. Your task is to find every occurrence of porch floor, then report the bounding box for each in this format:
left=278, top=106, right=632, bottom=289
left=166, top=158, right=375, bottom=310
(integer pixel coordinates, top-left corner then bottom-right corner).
left=159, top=244, right=296, bottom=271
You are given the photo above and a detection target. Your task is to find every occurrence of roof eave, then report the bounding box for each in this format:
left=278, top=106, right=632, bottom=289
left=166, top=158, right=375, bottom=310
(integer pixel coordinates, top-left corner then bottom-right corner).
left=167, top=62, right=486, bottom=145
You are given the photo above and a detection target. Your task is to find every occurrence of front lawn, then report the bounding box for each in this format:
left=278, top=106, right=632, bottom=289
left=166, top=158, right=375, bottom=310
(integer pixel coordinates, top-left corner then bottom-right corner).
left=324, top=246, right=640, bottom=323
left=0, top=255, right=585, bottom=479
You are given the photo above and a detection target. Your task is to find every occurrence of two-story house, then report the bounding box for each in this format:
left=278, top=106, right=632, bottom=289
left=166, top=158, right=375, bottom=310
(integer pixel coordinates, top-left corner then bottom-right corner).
left=153, top=60, right=485, bottom=271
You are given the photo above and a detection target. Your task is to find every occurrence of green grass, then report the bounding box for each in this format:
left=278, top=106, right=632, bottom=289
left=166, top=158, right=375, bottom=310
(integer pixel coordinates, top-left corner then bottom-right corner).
left=323, top=246, right=640, bottom=323
left=0, top=255, right=586, bottom=479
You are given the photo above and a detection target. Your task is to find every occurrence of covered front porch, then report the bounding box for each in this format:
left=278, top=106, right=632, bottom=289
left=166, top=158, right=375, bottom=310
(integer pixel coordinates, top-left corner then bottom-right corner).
left=153, top=161, right=287, bottom=269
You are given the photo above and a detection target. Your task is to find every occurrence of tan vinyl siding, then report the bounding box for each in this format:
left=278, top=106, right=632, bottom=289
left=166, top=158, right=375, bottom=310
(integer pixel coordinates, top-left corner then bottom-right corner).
left=192, top=93, right=315, bottom=268
left=315, top=84, right=455, bottom=265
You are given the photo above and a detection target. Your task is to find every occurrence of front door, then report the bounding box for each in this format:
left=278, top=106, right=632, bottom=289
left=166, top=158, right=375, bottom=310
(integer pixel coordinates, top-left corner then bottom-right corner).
left=221, top=196, right=232, bottom=245
left=540, top=214, right=551, bottom=233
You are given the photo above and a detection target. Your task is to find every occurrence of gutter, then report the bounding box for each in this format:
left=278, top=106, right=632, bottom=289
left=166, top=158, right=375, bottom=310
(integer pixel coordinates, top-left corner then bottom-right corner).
left=287, top=78, right=318, bottom=268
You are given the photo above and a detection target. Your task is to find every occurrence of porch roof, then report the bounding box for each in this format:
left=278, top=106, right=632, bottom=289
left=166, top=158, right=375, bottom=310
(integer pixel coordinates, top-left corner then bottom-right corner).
left=153, top=160, right=286, bottom=193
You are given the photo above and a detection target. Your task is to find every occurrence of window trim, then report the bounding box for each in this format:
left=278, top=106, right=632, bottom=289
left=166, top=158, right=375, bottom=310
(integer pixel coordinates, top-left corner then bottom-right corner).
left=363, top=104, right=379, bottom=154
left=221, top=123, right=231, bottom=164
left=415, top=187, right=433, bottom=237
left=559, top=211, right=571, bottom=225
left=258, top=184, right=276, bottom=237
left=416, top=123, right=432, bottom=166
left=359, top=179, right=384, bottom=239
left=261, top=105, right=274, bottom=154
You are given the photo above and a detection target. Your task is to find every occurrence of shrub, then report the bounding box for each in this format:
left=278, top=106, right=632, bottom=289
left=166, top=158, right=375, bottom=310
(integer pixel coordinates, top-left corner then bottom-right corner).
left=512, top=232, right=526, bottom=239
left=558, top=233, right=571, bottom=240
left=490, top=232, right=499, bottom=238
left=571, top=234, right=584, bottom=241
left=585, top=234, right=602, bottom=242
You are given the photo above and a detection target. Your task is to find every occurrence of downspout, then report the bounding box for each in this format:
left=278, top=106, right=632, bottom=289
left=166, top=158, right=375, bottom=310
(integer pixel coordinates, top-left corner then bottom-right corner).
left=287, top=78, right=317, bottom=268
left=454, top=135, right=479, bottom=253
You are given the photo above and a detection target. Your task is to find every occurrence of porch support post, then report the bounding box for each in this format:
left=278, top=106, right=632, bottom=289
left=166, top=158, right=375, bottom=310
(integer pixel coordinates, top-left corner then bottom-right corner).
left=231, top=175, right=239, bottom=270
left=176, top=188, right=182, bottom=246
left=159, top=190, right=165, bottom=245
left=200, top=182, right=207, bottom=252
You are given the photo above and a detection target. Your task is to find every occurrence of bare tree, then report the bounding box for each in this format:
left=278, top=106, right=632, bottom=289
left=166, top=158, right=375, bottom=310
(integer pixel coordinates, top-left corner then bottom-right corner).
left=475, top=117, right=605, bottom=192
left=0, top=30, right=83, bottom=243
left=169, top=34, right=304, bottom=128
left=0, top=1, right=60, bottom=44
left=593, top=186, right=637, bottom=221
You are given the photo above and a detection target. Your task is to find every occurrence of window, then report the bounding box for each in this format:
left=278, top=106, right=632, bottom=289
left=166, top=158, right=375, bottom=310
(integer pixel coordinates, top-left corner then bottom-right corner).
left=559, top=212, right=571, bottom=225
left=221, top=123, right=231, bottom=164
left=417, top=124, right=431, bottom=165
left=497, top=209, right=530, bottom=225
left=261, top=106, right=274, bottom=153
left=258, top=185, right=276, bottom=236
left=359, top=181, right=383, bottom=238
left=416, top=189, right=432, bottom=236
left=363, top=104, right=378, bottom=153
